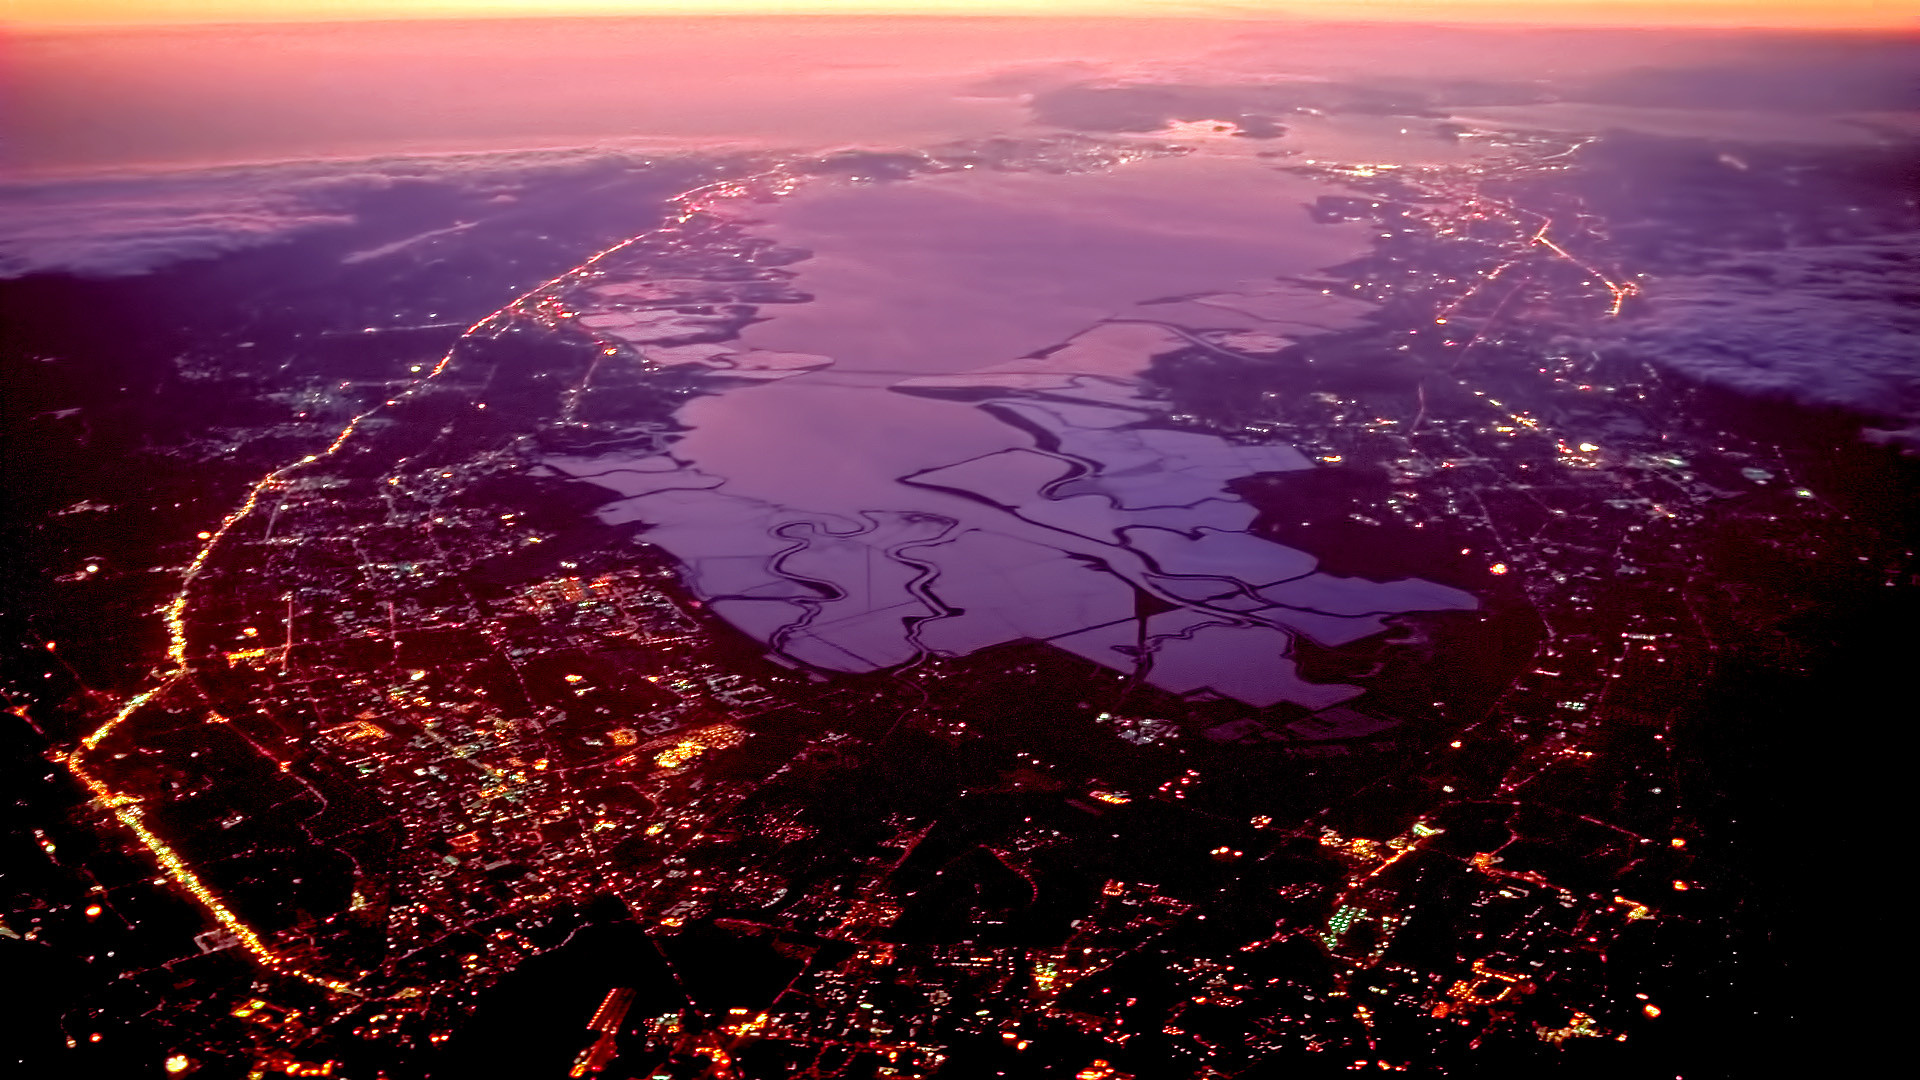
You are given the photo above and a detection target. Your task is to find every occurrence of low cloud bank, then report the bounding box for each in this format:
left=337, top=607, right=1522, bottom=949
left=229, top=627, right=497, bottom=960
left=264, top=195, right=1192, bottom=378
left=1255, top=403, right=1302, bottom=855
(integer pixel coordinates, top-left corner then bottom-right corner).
left=1609, top=234, right=1920, bottom=445
left=0, top=147, right=676, bottom=280
left=1569, top=39, right=1920, bottom=113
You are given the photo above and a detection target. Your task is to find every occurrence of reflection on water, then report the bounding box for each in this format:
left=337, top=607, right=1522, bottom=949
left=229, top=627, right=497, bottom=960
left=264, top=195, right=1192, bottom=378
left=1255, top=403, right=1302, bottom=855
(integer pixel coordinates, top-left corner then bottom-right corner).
left=1450, top=103, right=1898, bottom=145
left=1282, top=113, right=1487, bottom=168
left=734, top=154, right=1371, bottom=374
left=555, top=147, right=1478, bottom=709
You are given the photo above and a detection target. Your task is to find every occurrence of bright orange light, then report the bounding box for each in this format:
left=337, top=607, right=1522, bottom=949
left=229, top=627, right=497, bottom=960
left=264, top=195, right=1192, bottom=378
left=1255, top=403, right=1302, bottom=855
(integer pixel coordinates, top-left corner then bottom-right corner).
left=9, top=0, right=1917, bottom=29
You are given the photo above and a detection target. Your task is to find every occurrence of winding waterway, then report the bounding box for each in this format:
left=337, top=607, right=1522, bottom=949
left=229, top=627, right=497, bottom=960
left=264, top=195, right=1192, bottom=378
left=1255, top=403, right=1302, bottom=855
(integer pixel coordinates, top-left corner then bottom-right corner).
left=557, top=148, right=1476, bottom=709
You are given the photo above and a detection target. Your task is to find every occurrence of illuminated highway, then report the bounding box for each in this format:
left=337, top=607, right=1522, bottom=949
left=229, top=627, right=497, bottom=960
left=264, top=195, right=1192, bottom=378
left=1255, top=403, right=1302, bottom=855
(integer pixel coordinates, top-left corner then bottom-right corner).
left=59, top=173, right=779, bottom=996
left=21, top=122, right=1851, bottom=1077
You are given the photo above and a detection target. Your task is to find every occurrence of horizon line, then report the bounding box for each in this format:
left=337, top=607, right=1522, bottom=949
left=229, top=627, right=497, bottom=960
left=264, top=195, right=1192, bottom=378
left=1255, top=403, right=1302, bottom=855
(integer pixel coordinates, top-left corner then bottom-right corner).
left=12, top=10, right=1920, bottom=34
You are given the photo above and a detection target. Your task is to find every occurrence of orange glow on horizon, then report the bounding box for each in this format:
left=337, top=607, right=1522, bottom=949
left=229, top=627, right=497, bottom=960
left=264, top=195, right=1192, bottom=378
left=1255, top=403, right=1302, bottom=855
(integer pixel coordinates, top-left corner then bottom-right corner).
left=9, top=0, right=1918, bottom=31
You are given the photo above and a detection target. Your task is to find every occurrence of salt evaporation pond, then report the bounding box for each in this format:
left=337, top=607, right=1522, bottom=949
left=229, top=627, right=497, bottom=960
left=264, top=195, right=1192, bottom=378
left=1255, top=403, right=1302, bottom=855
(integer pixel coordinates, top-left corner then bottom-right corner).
left=548, top=149, right=1475, bottom=710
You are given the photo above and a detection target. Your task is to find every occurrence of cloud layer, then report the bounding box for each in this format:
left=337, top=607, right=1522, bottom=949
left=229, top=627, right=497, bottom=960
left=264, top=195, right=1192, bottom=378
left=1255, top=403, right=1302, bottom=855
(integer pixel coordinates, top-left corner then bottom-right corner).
left=1610, top=234, right=1920, bottom=438
left=0, top=147, right=679, bottom=280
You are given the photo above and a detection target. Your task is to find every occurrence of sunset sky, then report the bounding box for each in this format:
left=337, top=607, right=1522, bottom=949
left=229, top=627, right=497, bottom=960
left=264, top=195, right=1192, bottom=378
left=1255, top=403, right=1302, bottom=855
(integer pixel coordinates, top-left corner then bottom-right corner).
left=10, top=0, right=1912, bottom=175
left=10, top=0, right=1917, bottom=30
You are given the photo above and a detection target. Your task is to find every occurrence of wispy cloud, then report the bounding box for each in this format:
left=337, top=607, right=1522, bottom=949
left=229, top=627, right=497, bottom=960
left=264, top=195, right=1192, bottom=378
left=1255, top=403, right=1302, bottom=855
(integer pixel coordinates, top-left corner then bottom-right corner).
left=0, top=147, right=675, bottom=279
left=1609, top=234, right=1920, bottom=443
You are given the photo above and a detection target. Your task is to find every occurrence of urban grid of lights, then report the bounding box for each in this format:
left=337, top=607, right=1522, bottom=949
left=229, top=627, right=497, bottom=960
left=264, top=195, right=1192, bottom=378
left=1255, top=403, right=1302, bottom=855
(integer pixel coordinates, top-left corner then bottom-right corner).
left=62, top=173, right=776, bottom=995
left=49, top=129, right=1686, bottom=1074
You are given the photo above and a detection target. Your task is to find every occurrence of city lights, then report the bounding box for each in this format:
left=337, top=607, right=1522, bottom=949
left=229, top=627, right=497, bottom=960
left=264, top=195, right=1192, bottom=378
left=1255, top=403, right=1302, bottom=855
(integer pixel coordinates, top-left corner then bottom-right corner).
left=7, top=24, right=1877, bottom=1073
